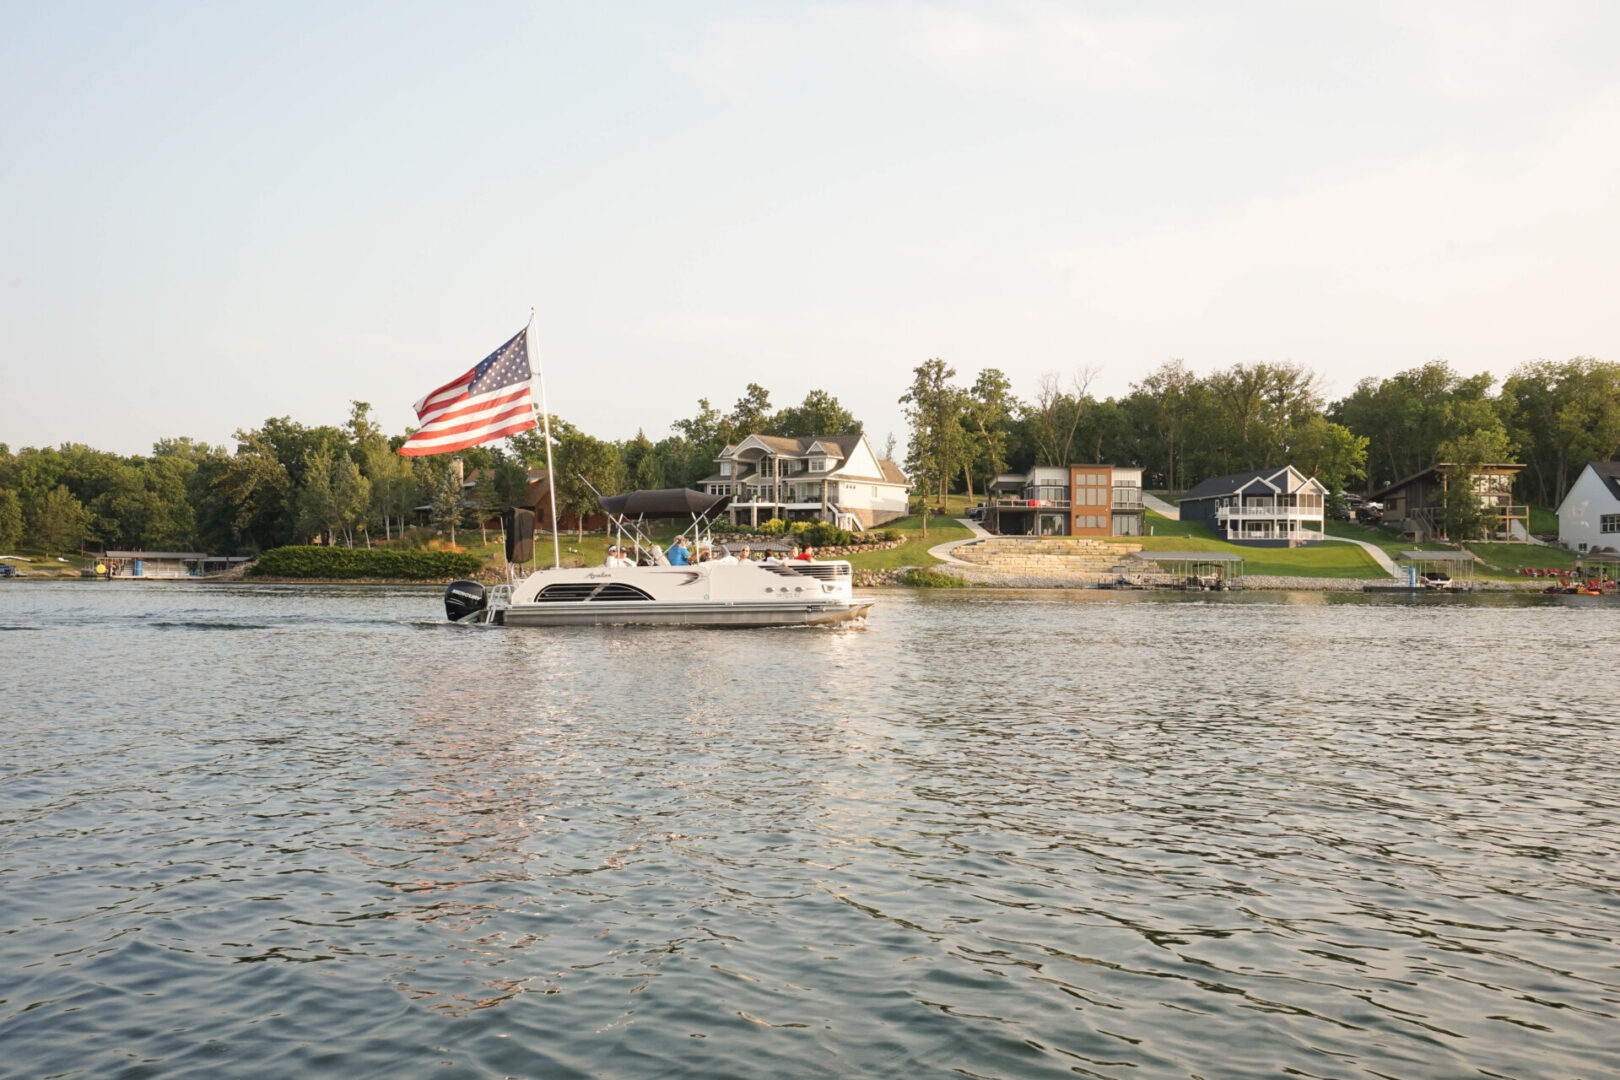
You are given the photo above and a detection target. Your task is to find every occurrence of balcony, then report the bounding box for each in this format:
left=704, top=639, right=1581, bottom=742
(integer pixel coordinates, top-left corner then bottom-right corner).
left=1217, top=505, right=1324, bottom=520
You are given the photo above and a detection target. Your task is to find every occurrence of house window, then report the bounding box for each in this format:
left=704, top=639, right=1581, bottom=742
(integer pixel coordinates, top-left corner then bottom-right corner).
left=1602, top=514, right=1620, bottom=534
left=720, top=462, right=731, bottom=476
left=809, top=458, right=829, bottom=472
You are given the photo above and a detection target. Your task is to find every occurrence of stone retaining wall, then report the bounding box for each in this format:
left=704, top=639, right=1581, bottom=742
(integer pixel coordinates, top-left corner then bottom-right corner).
left=952, top=536, right=1145, bottom=577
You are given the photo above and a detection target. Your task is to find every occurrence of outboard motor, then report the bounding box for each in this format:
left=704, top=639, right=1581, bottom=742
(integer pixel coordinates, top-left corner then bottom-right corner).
left=444, top=579, right=487, bottom=623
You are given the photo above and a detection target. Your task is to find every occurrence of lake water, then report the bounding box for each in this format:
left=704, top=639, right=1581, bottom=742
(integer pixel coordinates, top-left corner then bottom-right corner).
left=2, top=581, right=1618, bottom=1079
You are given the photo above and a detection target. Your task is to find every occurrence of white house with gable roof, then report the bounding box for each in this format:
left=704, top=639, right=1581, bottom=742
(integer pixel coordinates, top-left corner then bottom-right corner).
left=696, top=432, right=909, bottom=530
left=1557, top=461, right=1620, bottom=553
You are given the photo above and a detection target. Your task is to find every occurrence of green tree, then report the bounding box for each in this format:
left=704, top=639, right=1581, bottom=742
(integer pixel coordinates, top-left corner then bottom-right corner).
left=555, top=432, right=626, bottom=541
left=1204, top=362, right=1323, bottom=472
left=0, top=488, right=22, bottom=552
left=726, top=383, right=773, bottom=444
left=1128, top=359, right=1197, bottom=490
left=963, top=368, right=1015, bottom=494
left=31, top=484, right=91, bottom=556
left=1500, top=358, right=1620, bottom=506
left=331, top=452, right=371, bottom=546
left=466, top=467, right=500, bottom=544
left=430, top=459, right=465, bottom=544
left=899, top=359, right=967, bottom=535
left=1291, top=415, right=1369, bottom=517
left=296, top=444, right=339, bottom=544
left=770, top=389, right=860, bottom=437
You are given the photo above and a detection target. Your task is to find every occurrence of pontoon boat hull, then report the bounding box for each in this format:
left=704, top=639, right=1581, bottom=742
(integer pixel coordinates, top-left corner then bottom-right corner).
left=500, top=600, right=870, bottom=627
left=484, top=559, right=869, bottom=629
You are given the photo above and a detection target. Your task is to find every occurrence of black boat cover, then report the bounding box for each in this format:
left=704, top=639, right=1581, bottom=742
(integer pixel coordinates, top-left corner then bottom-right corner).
left=596, top=488, right=729, bottom=518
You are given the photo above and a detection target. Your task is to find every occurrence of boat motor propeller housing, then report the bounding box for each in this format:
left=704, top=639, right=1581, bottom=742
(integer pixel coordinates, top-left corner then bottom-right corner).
left=444, top=580, right=487, bottom=623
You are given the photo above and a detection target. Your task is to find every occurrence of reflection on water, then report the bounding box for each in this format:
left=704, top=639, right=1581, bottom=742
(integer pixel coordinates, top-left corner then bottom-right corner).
left=1, top=582, right=1618, bottom=1078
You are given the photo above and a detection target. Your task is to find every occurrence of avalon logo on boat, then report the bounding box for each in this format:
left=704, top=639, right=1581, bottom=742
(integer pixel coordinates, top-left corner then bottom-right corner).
left=586, top=571, right=613, bottom=579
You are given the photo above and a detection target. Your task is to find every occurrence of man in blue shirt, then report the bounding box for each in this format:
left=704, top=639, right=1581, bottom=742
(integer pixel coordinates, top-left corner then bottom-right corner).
left=666, top=536, right=691, bottom=565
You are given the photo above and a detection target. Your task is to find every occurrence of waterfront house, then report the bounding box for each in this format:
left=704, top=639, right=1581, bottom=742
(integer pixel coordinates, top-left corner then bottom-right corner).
left=699, top=433, right=909, bottom=529
left=983, top=465, right=1145, bottom=536
left=1556, top=461, right=1620, bottom=553
left=1178, top=466, right=1327, bottom=546
left=1367, top=463, right=1527, bottom=542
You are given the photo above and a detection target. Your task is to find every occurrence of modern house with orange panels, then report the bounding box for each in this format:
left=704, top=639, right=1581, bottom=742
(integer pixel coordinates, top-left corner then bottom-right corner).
left=983, top=465, right=1145, bottom=536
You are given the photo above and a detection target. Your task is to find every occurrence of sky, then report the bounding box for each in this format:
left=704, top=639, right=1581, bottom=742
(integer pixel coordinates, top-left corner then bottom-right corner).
left=3, top=1, right=1618, bottom=457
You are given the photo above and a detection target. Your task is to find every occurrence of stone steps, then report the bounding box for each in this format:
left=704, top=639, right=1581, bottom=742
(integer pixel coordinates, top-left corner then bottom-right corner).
left=953, top=537, right=1144, bottom=575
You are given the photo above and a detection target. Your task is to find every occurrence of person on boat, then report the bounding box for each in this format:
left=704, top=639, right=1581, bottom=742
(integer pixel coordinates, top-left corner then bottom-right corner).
left=666, top=536, right=691, bottom=566
left=738, top=545, right=752, bottom=562
left=715, top=546, right=739, bottom=564
left=793, top=545, right=813, bottom=561
left=604, top=546, right=629, bottom=568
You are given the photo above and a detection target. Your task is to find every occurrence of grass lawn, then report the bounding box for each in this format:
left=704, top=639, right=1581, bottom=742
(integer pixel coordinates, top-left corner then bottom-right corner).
left=1323, top=519, right=1416, bottom=556
left=1528, top=506, right=1558, bottom=534
left=1105, top=511, right=1386, bottom=578
left=1141, top=510, right=1213, bottom=539
left=1, top=548, right=93, bottom=577
left=1462, top=542, right=1579, bottom=580
left=844, top=514, right=974, bottom=569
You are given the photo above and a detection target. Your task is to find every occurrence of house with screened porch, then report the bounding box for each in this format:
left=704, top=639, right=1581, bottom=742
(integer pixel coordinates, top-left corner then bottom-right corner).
left=1178, top=465, right=1327, bottom=546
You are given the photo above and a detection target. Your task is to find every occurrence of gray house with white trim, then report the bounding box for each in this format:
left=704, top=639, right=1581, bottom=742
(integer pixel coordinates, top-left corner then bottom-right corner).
left=1178, top=465, right=1327, bottom=547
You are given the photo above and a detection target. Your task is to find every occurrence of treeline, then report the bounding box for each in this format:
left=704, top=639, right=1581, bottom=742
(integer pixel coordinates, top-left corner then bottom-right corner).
left=901, top=356, right=1620, bottom=510
left=0, top=386, right=866, bottom=556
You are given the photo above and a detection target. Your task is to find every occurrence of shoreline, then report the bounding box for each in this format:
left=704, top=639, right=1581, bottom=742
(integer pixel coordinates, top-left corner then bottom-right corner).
left=11, top=572, right=1593, bottom=595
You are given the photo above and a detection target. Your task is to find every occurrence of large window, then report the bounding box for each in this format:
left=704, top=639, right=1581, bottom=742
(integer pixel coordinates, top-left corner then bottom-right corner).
left=1602, top=514, right=1620, bottom=534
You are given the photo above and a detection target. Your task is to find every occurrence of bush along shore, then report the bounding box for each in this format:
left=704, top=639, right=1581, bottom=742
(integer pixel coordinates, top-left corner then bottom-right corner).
left=249, top=546, right=484, bottom=581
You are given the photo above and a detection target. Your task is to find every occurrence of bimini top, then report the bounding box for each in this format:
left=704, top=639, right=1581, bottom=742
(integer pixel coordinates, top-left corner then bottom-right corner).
left=597, top=488, right=729, bottom=518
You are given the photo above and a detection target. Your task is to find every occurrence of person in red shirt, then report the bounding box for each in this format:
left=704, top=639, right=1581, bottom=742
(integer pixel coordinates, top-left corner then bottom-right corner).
left=793, top=545, right=815, bottom=561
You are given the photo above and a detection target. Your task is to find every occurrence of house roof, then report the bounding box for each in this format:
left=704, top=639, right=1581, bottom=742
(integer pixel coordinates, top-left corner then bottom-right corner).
left=1181, top=467, right=1289, bottom=501
left=1368, top=462, right=1522, bottom=501
left=878, top=459, right=908, bottom=485
left=1588, top=460, right=1620, bottom=502
left=726, top=433, right=864, bottom=458
left=1398, top=549, right=1478, bottom=562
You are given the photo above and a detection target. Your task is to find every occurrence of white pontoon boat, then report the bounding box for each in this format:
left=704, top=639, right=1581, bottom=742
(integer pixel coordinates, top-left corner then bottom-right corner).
left=444, top=488, right=871, bottom=628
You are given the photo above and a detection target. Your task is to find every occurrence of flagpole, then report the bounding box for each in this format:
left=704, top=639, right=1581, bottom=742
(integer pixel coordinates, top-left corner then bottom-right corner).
left=528, top=309, right=562, bottom=569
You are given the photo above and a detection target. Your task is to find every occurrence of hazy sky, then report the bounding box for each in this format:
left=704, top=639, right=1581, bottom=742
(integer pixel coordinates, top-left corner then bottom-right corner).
left=4, top=2, right=1618, bottom=457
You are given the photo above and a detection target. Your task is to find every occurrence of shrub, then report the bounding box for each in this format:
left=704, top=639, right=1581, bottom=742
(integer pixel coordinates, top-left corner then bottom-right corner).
left=899, top=567, right=964, bottom=588
left=251, top=545, right=483, bottom=580
left=758, top=518, right=787, bottom=535
left=787, top=520, right=811, bottom=537
left=800, top=522, right=854, bottom=547
left=394, top=527, right=439, bottom=550
left=876, top=529, right=903, bottom=543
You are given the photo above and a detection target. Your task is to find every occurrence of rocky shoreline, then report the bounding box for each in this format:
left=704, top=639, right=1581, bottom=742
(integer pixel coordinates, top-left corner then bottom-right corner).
left=855, top=566, right=1556, bottom=592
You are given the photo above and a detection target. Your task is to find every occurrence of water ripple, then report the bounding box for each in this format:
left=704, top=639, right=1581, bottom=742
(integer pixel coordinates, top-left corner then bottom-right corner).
left=1, top=583, right=1618, bottom=1078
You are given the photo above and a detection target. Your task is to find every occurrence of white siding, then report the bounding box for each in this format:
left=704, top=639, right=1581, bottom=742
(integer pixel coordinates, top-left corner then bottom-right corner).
left=839, top=437, right=883, bottom=480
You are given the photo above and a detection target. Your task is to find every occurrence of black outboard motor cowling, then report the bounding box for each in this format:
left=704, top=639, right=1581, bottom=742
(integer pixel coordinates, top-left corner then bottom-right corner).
left=445, top=580, right=487, bottom=623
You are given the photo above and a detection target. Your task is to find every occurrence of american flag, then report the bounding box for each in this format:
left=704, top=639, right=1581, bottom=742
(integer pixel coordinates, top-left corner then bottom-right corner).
left=398, top=328, right=538, bottom=457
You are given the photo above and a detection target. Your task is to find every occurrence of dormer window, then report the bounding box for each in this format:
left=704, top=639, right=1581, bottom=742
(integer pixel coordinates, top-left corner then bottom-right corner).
left=809, top=458, right=830, bottom=472
left=720, top=462, right=731, bottom=476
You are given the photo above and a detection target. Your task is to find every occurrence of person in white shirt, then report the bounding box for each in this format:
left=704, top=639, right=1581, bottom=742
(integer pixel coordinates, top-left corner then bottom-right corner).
left=604, top=546, right=630, bottom=568
left=715, top=546, right=739, bottom=564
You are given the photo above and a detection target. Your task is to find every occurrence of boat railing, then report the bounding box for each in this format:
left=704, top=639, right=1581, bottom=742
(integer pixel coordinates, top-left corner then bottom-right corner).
left=785, top=561, right=852, bottom=581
